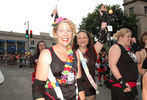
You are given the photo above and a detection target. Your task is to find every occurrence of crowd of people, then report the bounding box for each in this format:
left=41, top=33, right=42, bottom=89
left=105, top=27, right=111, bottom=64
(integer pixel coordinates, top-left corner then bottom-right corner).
left=0, top=52, right=34, bottom=68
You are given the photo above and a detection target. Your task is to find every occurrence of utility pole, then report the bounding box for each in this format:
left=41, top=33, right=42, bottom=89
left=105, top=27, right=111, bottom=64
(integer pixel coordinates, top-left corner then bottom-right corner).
left=25, top=21, right=30, bottom=52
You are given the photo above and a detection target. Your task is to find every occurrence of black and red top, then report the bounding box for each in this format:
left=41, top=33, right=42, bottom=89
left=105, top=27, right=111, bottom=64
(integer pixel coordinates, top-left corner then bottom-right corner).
left=111, top=44, right=138, bottom=82
left=45, top=47, right=78, bottom=100
left=81, top=46, right=97, bottom=89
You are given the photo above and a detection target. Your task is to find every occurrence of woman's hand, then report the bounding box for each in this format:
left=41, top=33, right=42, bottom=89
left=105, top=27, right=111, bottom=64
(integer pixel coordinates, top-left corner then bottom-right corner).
left=123, top=83, right=132, bottom=92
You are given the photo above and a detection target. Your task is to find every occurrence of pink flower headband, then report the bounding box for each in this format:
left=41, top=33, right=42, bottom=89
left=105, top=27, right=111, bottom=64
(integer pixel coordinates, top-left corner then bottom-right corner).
left=52, top=17, right=65, bottom=26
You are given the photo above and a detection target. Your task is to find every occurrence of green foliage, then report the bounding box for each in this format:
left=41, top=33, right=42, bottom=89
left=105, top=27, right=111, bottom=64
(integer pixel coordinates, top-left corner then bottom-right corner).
left=79, top=4, right=138, bottom=40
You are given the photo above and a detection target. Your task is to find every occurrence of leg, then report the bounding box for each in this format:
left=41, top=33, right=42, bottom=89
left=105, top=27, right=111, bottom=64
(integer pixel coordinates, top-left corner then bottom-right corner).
left=85, top=95, right=96, bottom=100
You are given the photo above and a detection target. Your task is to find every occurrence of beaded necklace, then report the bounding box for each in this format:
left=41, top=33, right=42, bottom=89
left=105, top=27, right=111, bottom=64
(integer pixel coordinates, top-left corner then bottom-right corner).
left=45, top=46, right=74, bottom=88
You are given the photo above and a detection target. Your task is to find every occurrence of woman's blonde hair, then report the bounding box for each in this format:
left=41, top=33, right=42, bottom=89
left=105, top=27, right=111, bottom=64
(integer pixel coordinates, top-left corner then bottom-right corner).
left=52, top=19, right=77, bottom=37
left=113, top=28, right=131, bottom=41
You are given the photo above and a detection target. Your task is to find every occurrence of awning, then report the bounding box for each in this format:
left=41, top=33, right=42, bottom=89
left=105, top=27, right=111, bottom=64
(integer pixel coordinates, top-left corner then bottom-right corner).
left=0, top=48, right=5, bottom=53
left=17, top=48, right=26, bottom=53
left=0, top=39, right=5, bottom=42
left=17, top=40, right=26, bottom=43
left=7, top=46, right=16, bottom=53
left=7, top=40, right=16, bottom=42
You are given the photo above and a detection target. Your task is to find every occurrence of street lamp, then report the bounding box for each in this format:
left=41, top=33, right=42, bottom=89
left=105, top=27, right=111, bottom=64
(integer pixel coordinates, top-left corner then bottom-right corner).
left=107, top=9, right=113, bottom=47
left=108, top=9, right=113, bottom=15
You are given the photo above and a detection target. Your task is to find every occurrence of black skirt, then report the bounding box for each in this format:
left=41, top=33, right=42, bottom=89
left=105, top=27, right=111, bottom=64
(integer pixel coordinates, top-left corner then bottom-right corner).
left=111, top=86, right=138, bottom=100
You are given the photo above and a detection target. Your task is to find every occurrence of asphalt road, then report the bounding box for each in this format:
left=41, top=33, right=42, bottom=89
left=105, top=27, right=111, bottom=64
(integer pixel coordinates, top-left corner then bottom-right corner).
left=0, top=64, right=142, bottom=100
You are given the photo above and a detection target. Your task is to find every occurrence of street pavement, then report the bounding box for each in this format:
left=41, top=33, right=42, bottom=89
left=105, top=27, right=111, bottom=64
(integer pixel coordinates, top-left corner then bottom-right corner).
left=0, top=64, right=142, bottom=100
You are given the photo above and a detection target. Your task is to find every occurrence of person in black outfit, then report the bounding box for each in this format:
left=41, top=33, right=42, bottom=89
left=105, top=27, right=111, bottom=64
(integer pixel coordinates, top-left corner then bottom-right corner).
left=108, top=28, right=141, bottom=100
left=32, top=17, right=85, bottom=100
left=138, top=32, right=147, bottom=89
left=72, top=22, right=108, bottom=100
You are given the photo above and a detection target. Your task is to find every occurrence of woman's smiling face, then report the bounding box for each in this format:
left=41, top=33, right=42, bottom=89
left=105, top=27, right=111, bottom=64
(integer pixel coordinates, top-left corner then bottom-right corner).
left=77, top=32, right=89, bottom=48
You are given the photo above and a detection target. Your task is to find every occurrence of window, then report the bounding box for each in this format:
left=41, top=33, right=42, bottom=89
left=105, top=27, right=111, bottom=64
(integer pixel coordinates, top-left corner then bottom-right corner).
left=145, top=6, right=147, bottom=14
left=30, top=40, right=34, bottom=45
left=129, top=7, right=134, bottom=14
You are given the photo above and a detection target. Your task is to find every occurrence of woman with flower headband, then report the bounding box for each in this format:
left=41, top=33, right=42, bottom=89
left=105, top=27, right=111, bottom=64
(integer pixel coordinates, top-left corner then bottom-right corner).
left=72, top=22, right=108, bottom=100
left=32, top=17, right=85, bottom=100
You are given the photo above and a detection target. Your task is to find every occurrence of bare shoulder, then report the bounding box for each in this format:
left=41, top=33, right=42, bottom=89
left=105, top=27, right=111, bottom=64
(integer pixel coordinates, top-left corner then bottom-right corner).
left=140, top=49, right=146, bottom=55
left=109, top=44, right=120, bottom=53
left=139, top=49, right=146, bottom=60
left=39, top=49, right=52, bottom=64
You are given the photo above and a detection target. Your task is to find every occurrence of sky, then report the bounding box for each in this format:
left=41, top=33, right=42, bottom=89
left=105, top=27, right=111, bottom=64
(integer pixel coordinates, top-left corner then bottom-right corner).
left=0, top=0, right=123, bottom=36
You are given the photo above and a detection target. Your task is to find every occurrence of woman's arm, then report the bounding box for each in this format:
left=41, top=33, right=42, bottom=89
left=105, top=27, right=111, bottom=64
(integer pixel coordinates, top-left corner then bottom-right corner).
left=94, top=22, right=107, bottom=54
left=99, top=9, right=103, bottom=16
left=34, top=49, right=52, bottom=100
left=142, top=72, right=147, bottom=100
left=109, top=45, right=122, bottom=79
left=138, top=49, right=147, bottom=75
left=75, top=52, right=85, bottom=100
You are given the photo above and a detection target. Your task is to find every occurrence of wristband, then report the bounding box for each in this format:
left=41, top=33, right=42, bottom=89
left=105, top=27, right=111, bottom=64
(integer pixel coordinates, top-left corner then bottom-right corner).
left=117, top=78, right=127, bottom=90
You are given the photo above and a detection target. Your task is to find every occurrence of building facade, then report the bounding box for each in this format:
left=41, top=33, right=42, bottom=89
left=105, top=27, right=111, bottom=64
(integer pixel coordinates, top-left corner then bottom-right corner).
left=0, top=31, right=55, bottom=55
left=123, top=0, right=147, bottom=37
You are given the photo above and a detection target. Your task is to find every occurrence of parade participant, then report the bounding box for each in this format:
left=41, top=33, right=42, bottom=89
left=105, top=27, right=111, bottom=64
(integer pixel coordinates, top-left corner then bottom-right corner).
left=108, top=28, right=141, bottom=100
left=72, top=22, right=108, bottom=100
left=32, top=41, right=47, bottom=83
left=32, top=17, right=85, bottom=100
left=138, top=32, right=147, bottom=89
left=142, top=72, right=147, bottom=100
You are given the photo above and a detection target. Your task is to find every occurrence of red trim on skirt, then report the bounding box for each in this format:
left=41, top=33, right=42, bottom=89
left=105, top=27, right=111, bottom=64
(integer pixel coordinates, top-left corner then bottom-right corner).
left=44, top=92, right=56, bottom=100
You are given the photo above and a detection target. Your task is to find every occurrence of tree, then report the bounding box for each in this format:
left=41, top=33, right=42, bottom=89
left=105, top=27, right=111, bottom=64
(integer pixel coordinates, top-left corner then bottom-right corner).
left=79, top=4, right=138, bottom=40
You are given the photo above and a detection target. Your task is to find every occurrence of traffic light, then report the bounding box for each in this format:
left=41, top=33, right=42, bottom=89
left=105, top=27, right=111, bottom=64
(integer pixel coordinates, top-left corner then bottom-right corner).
left=25, top=30, right=29, bottom=38
left=30, top=30, right=32, bottom=38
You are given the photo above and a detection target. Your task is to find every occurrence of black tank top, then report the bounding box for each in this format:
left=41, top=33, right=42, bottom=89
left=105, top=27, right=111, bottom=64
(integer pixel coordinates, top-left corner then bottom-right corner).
left=111, top=44, right=138, bottom=82
left=81, top=46, right=97, bottom=88
left=143, top=48, right=147, bottom=69
left=45, top=47, right=78, bottom=100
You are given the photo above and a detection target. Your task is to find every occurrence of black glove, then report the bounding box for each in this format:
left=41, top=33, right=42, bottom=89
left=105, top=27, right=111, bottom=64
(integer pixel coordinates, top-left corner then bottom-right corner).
left=97, top=28, right=108, bottom=44
left=117, top=78, right=128, bottom=91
